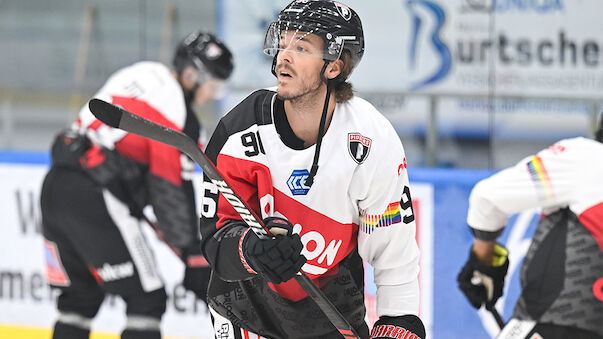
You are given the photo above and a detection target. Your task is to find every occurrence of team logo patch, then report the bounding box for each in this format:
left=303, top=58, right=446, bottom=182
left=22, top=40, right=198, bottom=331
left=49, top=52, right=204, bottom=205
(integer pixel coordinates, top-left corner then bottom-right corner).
left=216, top=323, right=230, bottom=339
left=44, top=239, right=70, bottom=286
left=334, top=2, right=352, bottom=21
left=348, top=133, right=372, bottom=164
left=287, top=169, right=311, bottom=195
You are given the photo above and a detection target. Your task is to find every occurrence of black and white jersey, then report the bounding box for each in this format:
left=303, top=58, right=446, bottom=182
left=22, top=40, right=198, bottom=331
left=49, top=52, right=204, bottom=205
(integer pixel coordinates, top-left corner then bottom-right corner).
left=200, top=89, right=420, bottom=338
left=467, top=137, right=603, bottom=336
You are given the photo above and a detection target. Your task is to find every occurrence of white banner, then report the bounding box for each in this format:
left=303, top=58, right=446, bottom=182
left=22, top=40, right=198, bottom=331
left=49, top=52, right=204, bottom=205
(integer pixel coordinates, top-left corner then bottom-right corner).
left=0, top=163, right=213, bottom=339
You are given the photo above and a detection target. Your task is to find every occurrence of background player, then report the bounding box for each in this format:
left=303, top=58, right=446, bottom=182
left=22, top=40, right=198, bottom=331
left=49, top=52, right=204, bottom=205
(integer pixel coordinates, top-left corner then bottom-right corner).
left=457, top=115, right=603, bottom=338
left=40, top=31, right=233, bottom=339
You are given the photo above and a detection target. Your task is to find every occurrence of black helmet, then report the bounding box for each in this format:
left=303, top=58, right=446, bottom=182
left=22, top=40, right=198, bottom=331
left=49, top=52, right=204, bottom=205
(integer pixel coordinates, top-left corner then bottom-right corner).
left=264, top=0, right=365, bottom=73
left=173, top=31, right=234, bottom=80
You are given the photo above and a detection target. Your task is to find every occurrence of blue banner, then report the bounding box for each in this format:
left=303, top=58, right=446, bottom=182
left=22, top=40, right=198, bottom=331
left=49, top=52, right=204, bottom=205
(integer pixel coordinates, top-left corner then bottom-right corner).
left=411, top=169, right=540, bottom=338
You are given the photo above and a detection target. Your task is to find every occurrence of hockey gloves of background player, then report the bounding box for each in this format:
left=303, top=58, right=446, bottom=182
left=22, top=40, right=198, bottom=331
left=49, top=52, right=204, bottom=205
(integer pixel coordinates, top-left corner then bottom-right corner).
left=457, top=243, right=509, bottom=310
left=241, top=217, right=306, bottom=284
left=370, top=315, right=426, bottom=339
left=182, top=245, right=211, bottom=304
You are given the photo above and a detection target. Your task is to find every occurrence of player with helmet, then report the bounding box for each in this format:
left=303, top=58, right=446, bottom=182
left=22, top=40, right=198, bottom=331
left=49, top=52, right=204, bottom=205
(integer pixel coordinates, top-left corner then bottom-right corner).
left=200, top=1, right=425, bottom=338
left=174, top=31, right=234, bottom=111
left=40, top=31, right=233, bottom=339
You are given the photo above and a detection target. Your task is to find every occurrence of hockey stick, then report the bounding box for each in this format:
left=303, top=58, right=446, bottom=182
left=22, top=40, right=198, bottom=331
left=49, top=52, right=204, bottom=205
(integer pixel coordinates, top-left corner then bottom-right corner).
left=142, top=214, right=211, bottom=269
left=88, top=98, right=360, bottom=339
left=141, top=214, right=183, bottom=260
left=488, top=306, right=505, bottom=329
left=472, top=276, right=506, bottom=330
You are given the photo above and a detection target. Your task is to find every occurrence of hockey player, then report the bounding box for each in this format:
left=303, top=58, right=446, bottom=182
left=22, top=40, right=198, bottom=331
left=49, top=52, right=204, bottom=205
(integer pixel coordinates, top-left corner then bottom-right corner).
left=40, top=31, right=233, bottom=339
left=199, top=1, right=425, bottom=338
left=457, top=116, right=603, bottom=338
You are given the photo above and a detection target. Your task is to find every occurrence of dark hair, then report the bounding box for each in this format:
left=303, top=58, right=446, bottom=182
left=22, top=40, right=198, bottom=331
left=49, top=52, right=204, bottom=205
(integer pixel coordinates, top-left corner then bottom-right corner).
left=333, top=51, right=355, bottom=103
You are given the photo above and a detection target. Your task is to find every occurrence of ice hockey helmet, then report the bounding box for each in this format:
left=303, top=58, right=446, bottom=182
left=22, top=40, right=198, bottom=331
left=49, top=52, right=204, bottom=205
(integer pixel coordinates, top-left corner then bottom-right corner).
left=264, top=0, right=365, bottom=73
left=173, top=31, right=234, bottom=80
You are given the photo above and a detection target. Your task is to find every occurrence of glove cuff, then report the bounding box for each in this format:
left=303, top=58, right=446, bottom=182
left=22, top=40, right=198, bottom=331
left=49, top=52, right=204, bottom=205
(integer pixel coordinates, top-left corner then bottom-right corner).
left=263, top=216, right=294, bottom=236
left=239, top=228, right=258, bottom=274
left=181, top=243, right=208, bottom=267
left=370, top=315, right=425, bottom=339
left=492, top=243, right=509, bottom=267
left=469, top=243, right=509, bottom=267
left=186, top=254, right=209, bottom=268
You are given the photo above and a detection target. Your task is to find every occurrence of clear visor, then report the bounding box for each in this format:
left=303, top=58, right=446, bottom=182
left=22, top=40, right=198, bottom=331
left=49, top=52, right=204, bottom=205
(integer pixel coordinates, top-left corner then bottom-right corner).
left=205, top=77, right=227, bottom=99
left=191, top=58, right=227, bottom=98
left=263, top=21, right=344, bottom=61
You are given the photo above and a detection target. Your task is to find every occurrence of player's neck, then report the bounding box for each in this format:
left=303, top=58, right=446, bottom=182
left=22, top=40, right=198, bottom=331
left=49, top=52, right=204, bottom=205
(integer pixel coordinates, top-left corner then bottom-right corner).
left=284, top=90, right=336, bottom=148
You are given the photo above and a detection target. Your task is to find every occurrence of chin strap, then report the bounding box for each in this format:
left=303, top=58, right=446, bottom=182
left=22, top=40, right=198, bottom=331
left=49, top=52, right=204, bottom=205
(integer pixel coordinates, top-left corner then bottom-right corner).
left=304, top=61, right=331, bottom=187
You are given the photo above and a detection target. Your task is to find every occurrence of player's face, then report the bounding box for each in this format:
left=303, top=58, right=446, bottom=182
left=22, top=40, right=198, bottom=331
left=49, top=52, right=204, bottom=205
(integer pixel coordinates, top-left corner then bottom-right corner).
left=193, top=77, right=225, bottom=106
left=275, top=32, right=325, bottom=101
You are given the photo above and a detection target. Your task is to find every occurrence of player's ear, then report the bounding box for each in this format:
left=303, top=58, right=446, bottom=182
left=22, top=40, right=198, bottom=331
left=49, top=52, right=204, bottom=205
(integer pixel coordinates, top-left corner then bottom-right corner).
left=325, top=59, right=343, bottom=80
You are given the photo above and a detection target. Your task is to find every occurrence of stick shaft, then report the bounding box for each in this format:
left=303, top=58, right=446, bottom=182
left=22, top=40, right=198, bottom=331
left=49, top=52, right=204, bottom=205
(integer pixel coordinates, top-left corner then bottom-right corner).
left=489, top=307, right=505, bottom=329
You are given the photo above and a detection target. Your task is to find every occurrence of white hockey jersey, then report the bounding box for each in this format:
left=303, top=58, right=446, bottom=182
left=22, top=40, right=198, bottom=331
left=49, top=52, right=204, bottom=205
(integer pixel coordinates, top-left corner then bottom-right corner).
left=73, top=61, right=200, bottom=250
left=200, top=89, right=420, bottom=338
left=467, top=137, right=603, bottom=335
left=467, top=137, right=603, bottom=251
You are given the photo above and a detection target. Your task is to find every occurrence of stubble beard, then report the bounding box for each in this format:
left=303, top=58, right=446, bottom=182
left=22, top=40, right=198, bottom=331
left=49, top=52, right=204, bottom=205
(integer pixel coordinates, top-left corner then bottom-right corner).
left=277, top=76, right=323, bottom=103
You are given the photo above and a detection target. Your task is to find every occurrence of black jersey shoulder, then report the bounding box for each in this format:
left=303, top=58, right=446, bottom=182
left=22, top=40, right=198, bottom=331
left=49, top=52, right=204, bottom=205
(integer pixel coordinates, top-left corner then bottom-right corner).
left=205, top=89, right=274, bottom=162
left=221, top=89, right=275, bottom=133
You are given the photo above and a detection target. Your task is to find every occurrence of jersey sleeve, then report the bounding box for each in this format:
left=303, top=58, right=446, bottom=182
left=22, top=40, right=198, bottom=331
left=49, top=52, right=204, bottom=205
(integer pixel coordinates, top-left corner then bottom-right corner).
left=353, top=133, right=420, bottom=316
left=111, top=96, right=198, bottom=250
left=199, top=94, right=267, bottom=282
left=467, top=140, right=577, bottom=236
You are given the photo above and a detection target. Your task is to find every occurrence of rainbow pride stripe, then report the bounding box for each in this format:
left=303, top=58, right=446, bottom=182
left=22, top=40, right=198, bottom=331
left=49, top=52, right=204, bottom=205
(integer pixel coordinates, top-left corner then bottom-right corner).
left=526, top=155, right=555, bottom=200
left=360, top=201, right=402, bottom=234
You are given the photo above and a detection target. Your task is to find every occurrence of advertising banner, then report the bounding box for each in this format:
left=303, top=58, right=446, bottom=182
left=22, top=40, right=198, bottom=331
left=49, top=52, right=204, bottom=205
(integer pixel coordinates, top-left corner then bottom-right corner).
left=221, top=0, right=600, bottom=142
left=223, top=0, right=603, bottom=97
left=0, top=162, right=214, bottom=339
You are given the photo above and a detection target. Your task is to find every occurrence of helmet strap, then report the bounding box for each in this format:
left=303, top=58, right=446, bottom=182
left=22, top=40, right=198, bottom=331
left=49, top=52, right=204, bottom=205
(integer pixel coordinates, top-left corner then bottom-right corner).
left=271, top=52, right=279, bottom=77
left=305, top=60, right=332, bottom=187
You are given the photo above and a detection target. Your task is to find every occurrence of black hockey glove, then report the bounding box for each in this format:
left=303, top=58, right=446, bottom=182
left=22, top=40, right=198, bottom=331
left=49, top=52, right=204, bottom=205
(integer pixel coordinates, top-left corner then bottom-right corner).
left=182, top=245, right=211, bottom=304
left=457, top=243, right=509, bottom=310
left=370, top=315, right=426, bottom=339
left=50, top=129, right=90, bottom=168
left=242, top=217, right=306, bottom=284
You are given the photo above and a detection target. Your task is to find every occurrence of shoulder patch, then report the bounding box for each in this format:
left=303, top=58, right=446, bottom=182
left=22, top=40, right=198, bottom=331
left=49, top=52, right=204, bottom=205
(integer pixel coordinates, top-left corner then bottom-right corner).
left=348, top=133, right=372, bottom=164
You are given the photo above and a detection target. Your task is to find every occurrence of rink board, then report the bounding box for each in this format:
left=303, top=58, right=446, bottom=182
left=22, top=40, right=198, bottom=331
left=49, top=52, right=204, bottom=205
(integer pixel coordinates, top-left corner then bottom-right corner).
left=0, top=152, right=538, bottom=338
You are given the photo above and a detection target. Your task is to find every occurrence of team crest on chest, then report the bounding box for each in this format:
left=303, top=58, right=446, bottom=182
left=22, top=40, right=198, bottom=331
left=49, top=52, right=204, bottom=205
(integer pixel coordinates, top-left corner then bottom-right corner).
left=348, top=133, right=372, bottom=164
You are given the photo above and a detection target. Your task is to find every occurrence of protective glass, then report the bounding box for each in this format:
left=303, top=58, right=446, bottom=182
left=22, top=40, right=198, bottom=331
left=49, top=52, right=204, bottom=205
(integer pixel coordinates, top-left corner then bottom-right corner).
left=190, top=59, right=225, bottom=90
left=191, top=58, right=211, bottom=85
left=263, top=21, right=344, bottom=61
